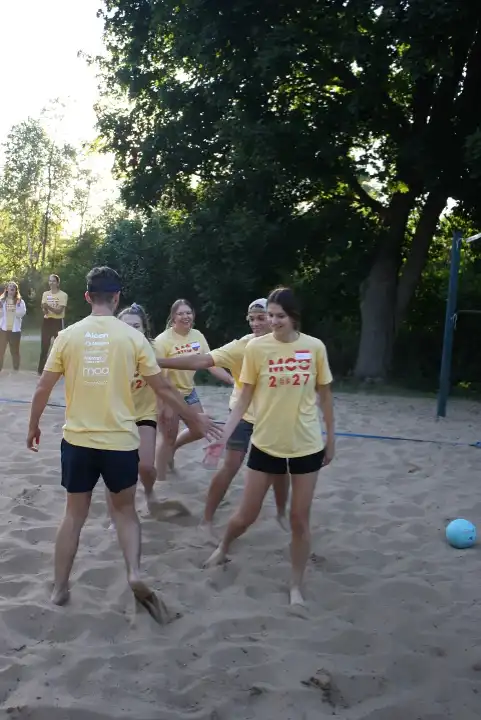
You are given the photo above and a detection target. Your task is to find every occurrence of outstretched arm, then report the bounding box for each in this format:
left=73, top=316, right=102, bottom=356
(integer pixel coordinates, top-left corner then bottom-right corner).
left=219, top=384, right=255, bottom=444
left=208, top=366, right=234, bottom=386
left=27, top=371, right=62, bottom=450
left=144, top=371, right=222, bottom=442
left=157, top=353, right=214, bottom=371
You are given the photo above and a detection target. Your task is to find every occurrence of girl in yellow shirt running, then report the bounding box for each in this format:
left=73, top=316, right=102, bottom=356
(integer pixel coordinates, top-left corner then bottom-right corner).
left=154, top=299, right=233, bottom=482
left=205, top=287, right=335, bottom=610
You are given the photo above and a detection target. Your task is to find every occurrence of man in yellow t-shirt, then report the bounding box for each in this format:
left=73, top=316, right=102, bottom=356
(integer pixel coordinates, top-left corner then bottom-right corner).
left=27, top=266, right=221, bottom=619
left=37, top=274, right=69, bottom=375
left=156, top=298, right=289, bottom=533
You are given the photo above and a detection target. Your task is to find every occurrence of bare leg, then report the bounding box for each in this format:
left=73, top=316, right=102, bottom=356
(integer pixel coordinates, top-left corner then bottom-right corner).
left=140, top=425, right=190, bottom=517
left=108, top=485, right=142, bottom=582
left=173, top=400, right=203, bottom=453
left=289, top=471, right=319, bottom=606
left=272, top=474, right=290, bottom=530
left=138, top=424, right=157, bottom=501
left=204, top=469, right=271, bottom=567
left=109, top=485, right=169, bottom=623
left=52, top=492, right=92, bottom=605
left=155, top=411, right=179, bottom=482
left=203, top=448, right=245, bottom=532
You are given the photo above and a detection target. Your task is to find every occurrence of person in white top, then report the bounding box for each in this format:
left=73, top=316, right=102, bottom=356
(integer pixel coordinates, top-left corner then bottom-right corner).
left=0, top=281, right=27, bottom=371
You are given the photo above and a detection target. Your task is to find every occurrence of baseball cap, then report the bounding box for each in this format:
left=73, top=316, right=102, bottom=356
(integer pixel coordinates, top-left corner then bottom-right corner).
left=248, top=298, right=268, bottom=312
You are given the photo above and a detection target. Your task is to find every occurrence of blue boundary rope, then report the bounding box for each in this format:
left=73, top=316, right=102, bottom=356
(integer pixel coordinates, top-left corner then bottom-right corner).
left=1, top=397, right=479, bottom=448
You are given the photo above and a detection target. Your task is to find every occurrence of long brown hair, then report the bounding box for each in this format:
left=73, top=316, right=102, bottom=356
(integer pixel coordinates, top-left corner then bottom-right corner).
left=166, top=298, right=195, bottom=329
left=0, top=281, right=21, bottom=304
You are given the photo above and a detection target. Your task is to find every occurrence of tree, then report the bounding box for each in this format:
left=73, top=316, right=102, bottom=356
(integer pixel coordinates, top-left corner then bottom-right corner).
left=0, top=117, right=77, bottom=272
left=96, top=0, right=481, bottom=378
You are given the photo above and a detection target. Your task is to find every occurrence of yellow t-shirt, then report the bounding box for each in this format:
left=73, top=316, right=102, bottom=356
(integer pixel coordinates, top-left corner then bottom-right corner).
left=154, top=327, right=209, bottom=396
left=240, top=332, right=333, bottom=458
left=6, top=301, right=16, bottom=331
left=42, top=290, right=68, bottom=319
left=45, top=315, right=161, bottom=450
left=210, top=334, right=255, bottom=424
left=132, top=370, right=157, bottom=422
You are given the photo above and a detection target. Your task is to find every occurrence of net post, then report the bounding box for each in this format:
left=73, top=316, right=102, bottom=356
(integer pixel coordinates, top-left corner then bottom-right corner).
left=436, top=230, right=462, bottom=418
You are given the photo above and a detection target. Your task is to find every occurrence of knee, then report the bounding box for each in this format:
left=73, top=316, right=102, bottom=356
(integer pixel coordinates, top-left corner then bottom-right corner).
left=65, top=507, right=89, bottom=529
left=290, top=509, right=309, bottom=537
left=233, top=506, right=259, bottom=532
left=139, top=462, right=155, bottom=479
left=223, top=454, right=244, bottom=476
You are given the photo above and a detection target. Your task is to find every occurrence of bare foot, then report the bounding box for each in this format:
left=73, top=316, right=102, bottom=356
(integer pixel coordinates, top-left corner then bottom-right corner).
left=276, top=513, right=290, bottom=532
left=203, top=545, right=227, bottom=568
left=51, top=584, right=70, bottom=606
left=289, top=586, right=306, bottom=607
left=199, top=521, right=220, bottom=545
left=129, top=578, right=170, bottom=625
left=146, top=492, right=191, bottom=519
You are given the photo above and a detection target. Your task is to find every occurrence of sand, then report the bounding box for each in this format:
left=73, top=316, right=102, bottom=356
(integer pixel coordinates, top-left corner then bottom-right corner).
left=0, top=370, right=480, bottom=719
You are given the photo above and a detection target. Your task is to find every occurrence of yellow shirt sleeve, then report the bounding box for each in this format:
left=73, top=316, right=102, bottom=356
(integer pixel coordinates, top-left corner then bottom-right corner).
left=316, top=343, right=333, bottom=386
left=44, top=335, right=65, bottom=374
left=153, top=333, right=169, bottom=358
left=240, top=342, right=259, bottom=385
left=209, top=339, right=242, bottom=371
left=137, top=337, right=161, bottom=377
left=199, top=332, right=210, bottom=354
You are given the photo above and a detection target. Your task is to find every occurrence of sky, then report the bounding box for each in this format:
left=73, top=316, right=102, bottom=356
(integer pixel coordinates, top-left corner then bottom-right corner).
left=0, top=0, right=117, bottom=218
left=0, top=0, right=105, bottom=147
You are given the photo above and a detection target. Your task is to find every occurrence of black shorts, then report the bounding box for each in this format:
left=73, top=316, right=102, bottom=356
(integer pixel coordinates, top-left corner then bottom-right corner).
left=247, top=444, right=325, bottom=475
left=136, top=419, right=157, bottom=430
left=226, top=417, right=253, bottom=454
left=60, top=439, right=139, bottom=494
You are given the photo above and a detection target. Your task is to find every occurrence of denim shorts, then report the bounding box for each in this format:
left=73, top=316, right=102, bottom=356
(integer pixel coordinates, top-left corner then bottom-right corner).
left=184, top=388, right=200, bottom=405
left=226, top=418, right=253, bottom=454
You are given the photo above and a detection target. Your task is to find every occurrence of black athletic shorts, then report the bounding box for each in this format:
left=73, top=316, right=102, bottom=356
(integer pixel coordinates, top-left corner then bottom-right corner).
left=226, top=417, right=253, bottom=454
left=60, top=439, right=139, bottom=494
left=136, top=419, right=157, bottom=430
left=247, top=444, right=325, bottom=475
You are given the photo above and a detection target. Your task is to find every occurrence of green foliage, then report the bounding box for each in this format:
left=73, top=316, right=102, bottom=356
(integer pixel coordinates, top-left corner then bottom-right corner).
left=94, top=0, right=481, bottom=378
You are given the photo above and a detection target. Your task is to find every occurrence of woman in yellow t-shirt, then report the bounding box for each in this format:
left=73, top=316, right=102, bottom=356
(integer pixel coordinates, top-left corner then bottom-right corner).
left=205, top=287, right=336, bottom=610
left=153, top=299, right=233, bottom=482
left=0, top=281, right=27, bottom=371
left=106, top=303, right=189, bottom=523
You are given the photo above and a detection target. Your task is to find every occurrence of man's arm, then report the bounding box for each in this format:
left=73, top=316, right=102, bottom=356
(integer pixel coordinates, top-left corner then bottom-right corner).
left=157, top=353, right=214, bottom=371
left=27, top=371, right=63, bottom=450
left=317, top=383, right=335, bottom=465
left=144, top=372, right=222, bottom=441
left=208, top=366, right=234, bottom=386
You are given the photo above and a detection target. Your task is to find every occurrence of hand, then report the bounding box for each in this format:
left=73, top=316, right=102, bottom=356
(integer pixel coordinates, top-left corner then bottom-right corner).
left=202, top=442, right=224, bottom=468
left=195, top=413, right=224, bottom=443
left=323, top=437, right=335, bottom=466
left=27, top=426, right=41, bottom=452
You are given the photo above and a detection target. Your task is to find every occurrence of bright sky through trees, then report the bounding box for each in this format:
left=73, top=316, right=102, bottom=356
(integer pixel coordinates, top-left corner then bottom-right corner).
left=0, top=0, right=104, bottom=147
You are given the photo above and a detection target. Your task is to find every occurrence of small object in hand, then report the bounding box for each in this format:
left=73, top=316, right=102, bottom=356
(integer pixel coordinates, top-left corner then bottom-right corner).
left=203, top=443, right=223, bottom=468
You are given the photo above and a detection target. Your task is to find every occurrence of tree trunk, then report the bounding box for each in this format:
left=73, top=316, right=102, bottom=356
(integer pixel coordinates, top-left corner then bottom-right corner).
left=354, top=255, right=399, bottom=379
left=353, top=192, right=414, bottom=379
left=395, top=190, right=447, bottom=330
left=354, top=191, right=446, bottom=379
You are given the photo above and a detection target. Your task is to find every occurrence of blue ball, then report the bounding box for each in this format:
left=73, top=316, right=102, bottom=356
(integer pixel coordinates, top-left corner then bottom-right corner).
left=445, top=519, right=477, bottom=549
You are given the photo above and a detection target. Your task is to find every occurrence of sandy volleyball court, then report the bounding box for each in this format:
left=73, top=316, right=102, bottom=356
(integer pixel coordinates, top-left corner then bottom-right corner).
left=0, top=370, right=480, bottom=718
